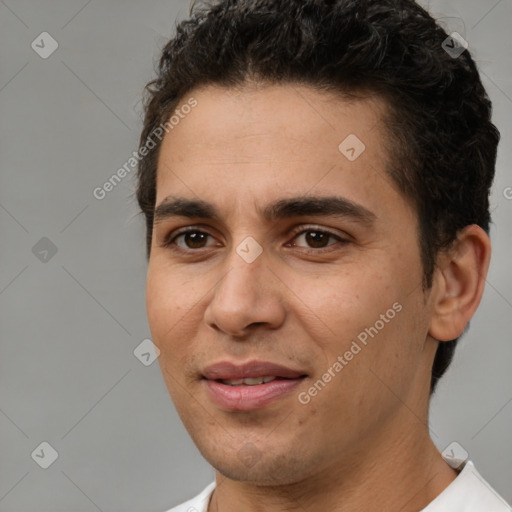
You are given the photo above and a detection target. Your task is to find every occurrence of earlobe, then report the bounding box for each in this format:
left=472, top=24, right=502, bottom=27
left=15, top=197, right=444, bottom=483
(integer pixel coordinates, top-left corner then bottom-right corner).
left=428, top=225, right=491, bottom=342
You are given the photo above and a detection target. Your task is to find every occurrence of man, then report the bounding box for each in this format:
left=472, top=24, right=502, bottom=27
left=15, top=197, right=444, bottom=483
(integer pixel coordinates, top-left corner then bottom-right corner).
left=136, top=0, right=510, bottom=510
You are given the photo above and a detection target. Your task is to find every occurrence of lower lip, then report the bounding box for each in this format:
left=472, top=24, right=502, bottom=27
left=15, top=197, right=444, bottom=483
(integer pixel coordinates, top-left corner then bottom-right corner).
left=204, top=378, right=305, bottom=411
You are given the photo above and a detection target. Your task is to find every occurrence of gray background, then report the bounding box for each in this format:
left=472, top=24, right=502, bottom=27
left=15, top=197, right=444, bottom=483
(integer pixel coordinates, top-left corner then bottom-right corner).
left=0, top=0, right=510, bottom=510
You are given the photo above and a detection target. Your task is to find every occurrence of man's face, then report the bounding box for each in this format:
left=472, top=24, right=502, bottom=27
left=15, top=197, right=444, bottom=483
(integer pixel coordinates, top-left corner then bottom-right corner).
left=146, top=84, right=436, bottom=484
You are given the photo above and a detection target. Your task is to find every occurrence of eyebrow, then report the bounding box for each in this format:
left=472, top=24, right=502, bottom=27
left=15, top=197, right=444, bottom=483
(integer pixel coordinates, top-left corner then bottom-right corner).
left=153, top=195, right=376, bottom=226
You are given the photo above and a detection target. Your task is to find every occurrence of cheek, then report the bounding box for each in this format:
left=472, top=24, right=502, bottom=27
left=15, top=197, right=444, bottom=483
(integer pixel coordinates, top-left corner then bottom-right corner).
left=296, top=267, right=397, bottom=346
left=145, top=263, right=207, bottom=374
left=146, top=268, right=166, bottom=333
left=294, top=263, right=420, bottom=393
left=145, top=264, right=184, bottom=341
left=145, top=267, right=194, bottom=400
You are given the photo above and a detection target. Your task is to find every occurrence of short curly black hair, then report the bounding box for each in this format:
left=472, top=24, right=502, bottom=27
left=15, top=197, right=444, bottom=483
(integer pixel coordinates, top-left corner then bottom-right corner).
left=136, top=0, right=500, bottom=393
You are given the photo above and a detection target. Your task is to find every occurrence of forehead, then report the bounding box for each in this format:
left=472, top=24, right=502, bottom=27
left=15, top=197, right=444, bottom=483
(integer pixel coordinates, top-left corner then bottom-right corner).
left=159, top=83, right=389, bottom=156
left=154, top=83, right=402, bottom=220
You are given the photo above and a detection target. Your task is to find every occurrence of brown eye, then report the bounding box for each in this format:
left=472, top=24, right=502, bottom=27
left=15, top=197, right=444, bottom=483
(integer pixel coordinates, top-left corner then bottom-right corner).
left=291, top=229, right=340, bottom=249
left=304, top=231, right=331, bottom=248
left=179, top=231, right=210, bottom=249
left=164, top=229, right=218, bottom=250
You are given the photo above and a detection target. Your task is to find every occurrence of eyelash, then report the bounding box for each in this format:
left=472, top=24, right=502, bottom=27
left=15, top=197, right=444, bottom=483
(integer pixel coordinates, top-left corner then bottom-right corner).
left=160, top=225, right=349, bottom=254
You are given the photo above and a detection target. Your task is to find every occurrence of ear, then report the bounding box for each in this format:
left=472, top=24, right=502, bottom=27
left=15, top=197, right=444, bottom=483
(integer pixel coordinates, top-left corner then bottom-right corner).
left=429, top=225, right=491, bottom=342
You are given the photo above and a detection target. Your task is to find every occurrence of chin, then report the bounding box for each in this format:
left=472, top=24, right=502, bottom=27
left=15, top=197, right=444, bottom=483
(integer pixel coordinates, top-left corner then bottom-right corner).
left=200, top=442, right=316, bottom=486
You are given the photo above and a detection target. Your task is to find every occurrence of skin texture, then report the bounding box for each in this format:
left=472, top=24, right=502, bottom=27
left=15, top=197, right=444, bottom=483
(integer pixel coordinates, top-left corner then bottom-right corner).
left=145, top=83, right=491, bottom=511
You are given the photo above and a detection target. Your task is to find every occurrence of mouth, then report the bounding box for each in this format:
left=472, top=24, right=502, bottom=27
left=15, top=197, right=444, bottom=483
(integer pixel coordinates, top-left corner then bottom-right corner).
left=201, top=360, right=308, bottom=411
left=215, top=376, right=289, bottom=386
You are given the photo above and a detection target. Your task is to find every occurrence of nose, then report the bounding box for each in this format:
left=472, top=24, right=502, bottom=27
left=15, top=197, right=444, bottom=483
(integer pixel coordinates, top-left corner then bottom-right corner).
left=203, top=247, right=286, bottom=338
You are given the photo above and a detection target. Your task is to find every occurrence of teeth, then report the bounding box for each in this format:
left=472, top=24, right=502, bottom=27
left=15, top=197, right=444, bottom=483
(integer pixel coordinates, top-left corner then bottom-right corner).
left=222, top=378, right=244, bottom=386
left=221, top=376, right=277, bottom=386
left=243, top=377, right=266, bottom=385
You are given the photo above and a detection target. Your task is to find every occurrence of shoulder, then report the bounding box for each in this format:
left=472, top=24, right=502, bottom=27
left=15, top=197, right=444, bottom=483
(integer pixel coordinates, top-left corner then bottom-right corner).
left=422, top=461, right=511, bottom=511
left=163, top=482, right=216, bottom=512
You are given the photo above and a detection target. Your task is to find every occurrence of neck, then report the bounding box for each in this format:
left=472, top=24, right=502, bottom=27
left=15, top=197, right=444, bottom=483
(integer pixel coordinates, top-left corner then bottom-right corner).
left=208, top=414, right=457, bottom=512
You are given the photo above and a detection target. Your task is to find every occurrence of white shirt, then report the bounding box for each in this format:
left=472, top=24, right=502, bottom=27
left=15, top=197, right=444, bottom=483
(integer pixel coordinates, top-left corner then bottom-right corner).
left=165, top=461, right=511, bottom=511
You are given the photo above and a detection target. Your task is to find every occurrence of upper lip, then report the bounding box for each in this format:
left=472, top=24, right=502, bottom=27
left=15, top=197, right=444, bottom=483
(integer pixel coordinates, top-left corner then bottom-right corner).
left=202, top=360, right=307, bottom=380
